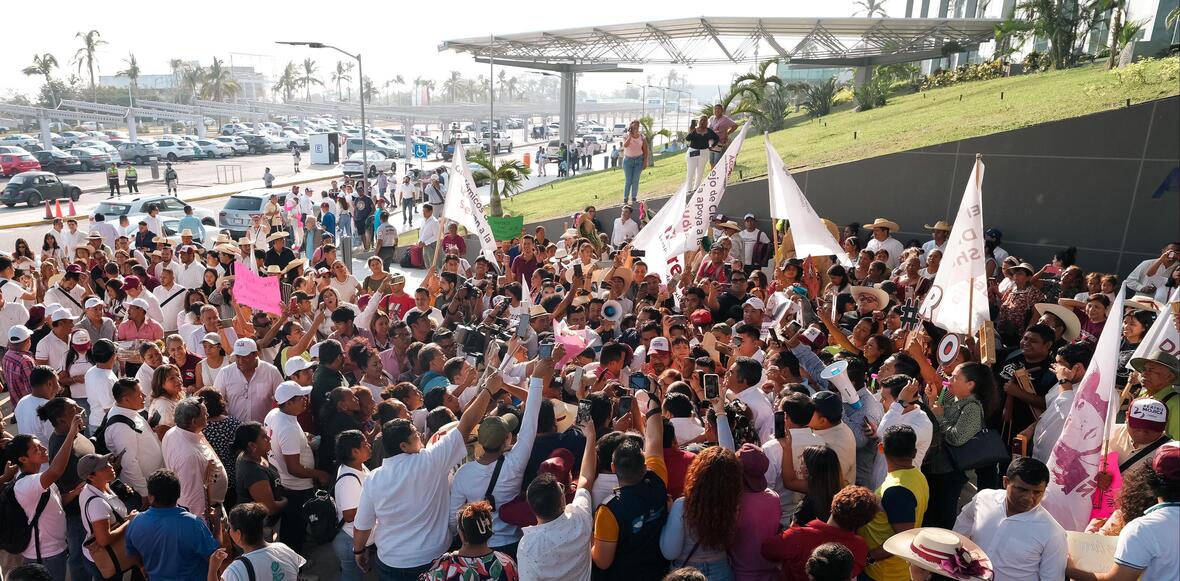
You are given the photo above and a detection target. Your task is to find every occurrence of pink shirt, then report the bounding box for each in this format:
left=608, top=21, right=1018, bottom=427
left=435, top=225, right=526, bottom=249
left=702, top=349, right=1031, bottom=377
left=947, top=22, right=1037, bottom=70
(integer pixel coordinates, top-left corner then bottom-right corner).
left=622, top=134, right=644, bottom=157
left=732, top=489, right=783, bottom=581
left=709, top=114, right=736, bottom=146
left=117, top=318, right=164, bottom=341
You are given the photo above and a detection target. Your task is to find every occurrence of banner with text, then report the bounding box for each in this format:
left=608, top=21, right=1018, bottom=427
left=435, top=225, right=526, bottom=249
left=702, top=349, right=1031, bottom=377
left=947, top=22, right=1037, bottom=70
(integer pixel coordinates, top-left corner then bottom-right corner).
left=1129, top=287, right=1179, bottom=367
left=234, top=265, right=282, bottom=315
left=443, top=140, right=498, bottom=262
left=668, top=123, right=750, bottom=255
left=631, top=182, right=690, bottom=281
left=488, top=215, right=525, bottom=241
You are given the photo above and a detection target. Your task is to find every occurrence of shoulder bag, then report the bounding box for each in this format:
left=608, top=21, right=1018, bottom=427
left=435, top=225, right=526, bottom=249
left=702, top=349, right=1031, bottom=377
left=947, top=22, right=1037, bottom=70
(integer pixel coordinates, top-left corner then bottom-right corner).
left=82, top=495, right=133, bottom=578
left=945, top=400, right=1009, bottom=472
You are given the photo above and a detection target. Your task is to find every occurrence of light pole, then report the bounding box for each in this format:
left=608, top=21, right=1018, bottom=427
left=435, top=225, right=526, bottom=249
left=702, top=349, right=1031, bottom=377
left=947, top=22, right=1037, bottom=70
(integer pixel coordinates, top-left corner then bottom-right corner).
left=277, top=41, right=366, bottom=183
left=650, top=85, right=689, bottom=138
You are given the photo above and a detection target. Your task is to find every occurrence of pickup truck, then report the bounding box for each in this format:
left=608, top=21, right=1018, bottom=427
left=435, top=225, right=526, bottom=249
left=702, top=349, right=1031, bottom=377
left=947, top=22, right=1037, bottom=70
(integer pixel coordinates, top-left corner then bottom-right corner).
left=480, top=132, right=514, bottom=154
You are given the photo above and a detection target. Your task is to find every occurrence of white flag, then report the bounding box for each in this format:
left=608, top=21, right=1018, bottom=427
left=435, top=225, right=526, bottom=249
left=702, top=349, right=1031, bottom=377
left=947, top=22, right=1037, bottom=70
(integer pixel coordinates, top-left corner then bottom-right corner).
left=669, top=124, right=751, bottom=255
left=1128, top=287, right=1179, bottom=367
left=631, top=182, right=689, bottom=280
left=765, top=137, right=847, bottom=263
left=917, top=158, right=990, bottom=335
left=443, top=140, right=497, bottom=263
left=1042, top=284, right=1128, bottom=531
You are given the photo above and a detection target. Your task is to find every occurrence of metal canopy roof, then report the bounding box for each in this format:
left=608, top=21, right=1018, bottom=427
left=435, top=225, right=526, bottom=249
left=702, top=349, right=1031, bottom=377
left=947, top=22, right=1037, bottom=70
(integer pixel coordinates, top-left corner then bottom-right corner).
left=58, top=100, right=206, bottom=122
left=440, top=16, right=1003, bottom=66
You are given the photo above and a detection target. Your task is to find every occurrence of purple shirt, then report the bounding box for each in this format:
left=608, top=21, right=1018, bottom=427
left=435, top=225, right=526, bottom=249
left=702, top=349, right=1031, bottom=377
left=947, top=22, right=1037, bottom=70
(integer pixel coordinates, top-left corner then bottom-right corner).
left=732, top=489, right=783, bottom=581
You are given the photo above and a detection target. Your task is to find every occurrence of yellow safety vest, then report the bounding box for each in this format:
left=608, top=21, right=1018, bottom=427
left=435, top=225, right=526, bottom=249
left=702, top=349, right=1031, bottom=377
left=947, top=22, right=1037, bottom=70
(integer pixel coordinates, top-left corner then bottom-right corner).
left=106, top=166, right=118, bottom=178
left=125, top=167, right=137, bottom=178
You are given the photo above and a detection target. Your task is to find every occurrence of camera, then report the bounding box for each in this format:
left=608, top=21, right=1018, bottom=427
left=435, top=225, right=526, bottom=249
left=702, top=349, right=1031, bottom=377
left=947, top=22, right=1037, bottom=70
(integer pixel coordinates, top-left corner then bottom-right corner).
left=454, top=323, right=511, bottom=362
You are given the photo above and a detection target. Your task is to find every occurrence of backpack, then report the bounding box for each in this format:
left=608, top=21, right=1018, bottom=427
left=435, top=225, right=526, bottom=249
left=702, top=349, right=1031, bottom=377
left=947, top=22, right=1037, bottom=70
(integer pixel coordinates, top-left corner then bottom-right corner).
left=92, top=414, right=140, bottom=456
left=302, top=473, right=361, bottom=545
left=0, top=473, right=52, bottom=557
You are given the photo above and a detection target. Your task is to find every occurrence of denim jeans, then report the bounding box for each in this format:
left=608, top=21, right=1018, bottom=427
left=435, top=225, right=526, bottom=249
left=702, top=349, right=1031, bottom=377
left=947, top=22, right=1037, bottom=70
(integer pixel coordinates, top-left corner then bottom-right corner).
left=332, top=529, right=364, bottom=581
left=26, top=551, right=68, bottom=581
left=67, top=511, right=93, bottom=581
left=376, top=558, right=429, bottom=581
left=673, top=559, right=734, bottom=581
left=622, top=155, right=644, bottom=204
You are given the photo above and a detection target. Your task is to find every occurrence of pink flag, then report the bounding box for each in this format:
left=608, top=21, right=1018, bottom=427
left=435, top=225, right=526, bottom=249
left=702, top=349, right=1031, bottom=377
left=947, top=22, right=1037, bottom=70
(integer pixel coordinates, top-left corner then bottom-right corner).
left=1042, top=284, right=1127, bottom=531
left=234, top=264, right=283, bottom=316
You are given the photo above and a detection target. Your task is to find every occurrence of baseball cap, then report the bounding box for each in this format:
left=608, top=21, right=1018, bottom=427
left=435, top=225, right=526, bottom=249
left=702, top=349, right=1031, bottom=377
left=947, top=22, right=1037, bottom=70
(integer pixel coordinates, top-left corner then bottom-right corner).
left=743, top=213, right=755, bottom=220
left=743, top=297, right=766, bottom=311
left=84, top=297, right=103, bottom=309
left=201, top=332, right=221, bottom=345
left=127, top=297, right=150, bottom=311
left=477, top=414, right=519, bottom=450
left=65, top=264, right=83, bottom=275
left=1152, top=442, right=1180, bottom=483
left=274, top=380, right=312, bottom=405
left=649, top=336, right=671, bottom=353
left=1127, top=398, right=1168, bottom=432
left=76, top=452, right=120, bottom=480
left=690, top=309, right=713, bottom=326
left=232, top=338, right=258, bottom=357
left=309, top=341, right=324, bottom=359
left=284, top=357, right=316, bottom=376
left=123, top=275, right=141, bottom=290
left=812, top=391, right=843, bottom=422
left=71, top=330, right=91, bottom=346
left=9, top=325, right=31, bottom=344
left=51, top=309, right=74, bottom=322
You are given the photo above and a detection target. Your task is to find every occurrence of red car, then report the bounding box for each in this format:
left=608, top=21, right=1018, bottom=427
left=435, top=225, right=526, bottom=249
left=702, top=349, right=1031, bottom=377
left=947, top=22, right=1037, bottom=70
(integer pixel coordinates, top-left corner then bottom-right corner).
left=0, top=154, right=41, bottom=177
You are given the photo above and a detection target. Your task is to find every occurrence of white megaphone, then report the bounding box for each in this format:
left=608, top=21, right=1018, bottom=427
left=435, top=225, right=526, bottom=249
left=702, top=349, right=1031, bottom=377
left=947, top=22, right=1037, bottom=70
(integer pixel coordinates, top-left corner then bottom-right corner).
left=820, top=360, right=860, bottom=405
left=602, top=300, right=624, bottom=324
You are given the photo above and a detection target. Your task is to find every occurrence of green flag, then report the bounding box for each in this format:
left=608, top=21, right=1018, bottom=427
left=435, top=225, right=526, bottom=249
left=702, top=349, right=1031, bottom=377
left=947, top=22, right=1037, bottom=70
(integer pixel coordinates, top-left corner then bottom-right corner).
left=487, top=215, right=525, bottom=241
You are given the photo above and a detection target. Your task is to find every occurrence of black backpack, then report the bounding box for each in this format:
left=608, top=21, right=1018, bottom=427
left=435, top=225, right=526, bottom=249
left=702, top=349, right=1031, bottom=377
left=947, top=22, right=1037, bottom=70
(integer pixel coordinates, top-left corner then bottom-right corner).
left=302, top=473, right=361, bottom=545
left=93, top=414, right=139, bottom=455
left=0, top=473, right=52, bottom=558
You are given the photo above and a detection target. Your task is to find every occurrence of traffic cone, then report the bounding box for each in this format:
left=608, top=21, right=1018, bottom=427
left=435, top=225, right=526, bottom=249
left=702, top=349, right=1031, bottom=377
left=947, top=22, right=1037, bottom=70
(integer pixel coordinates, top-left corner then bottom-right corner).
left=54, top=200, right=63, bottom=218
left=67, top=199, right=76, bottom=217
left=44, top=199, right=52, bottom=219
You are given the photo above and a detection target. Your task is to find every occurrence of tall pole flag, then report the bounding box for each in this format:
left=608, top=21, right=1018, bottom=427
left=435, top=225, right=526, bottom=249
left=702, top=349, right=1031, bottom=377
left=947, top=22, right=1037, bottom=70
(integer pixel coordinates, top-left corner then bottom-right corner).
left=765, top=136, right=848, bottom=264
left=630, top=182, right=690, bottom=280
left=1128, top=287, right=1179, bottom=367
left=443, top=140, right=498, bottom=263
left=1042, top=284, right=1129, bottom=531
left=917, top=156, right=990, bottom=335
left=668, top=123, right=751, bottom=255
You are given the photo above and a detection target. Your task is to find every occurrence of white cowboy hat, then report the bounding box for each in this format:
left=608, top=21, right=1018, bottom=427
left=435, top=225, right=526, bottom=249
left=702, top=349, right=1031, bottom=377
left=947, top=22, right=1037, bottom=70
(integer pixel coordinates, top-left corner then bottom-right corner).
left=1034, top=303, right=1081, bottom=341
left=849, top=285, right=890, bottom=309
left=866, top=218, right=900, bottom=231
left=883, top=527, right=993, bottom=581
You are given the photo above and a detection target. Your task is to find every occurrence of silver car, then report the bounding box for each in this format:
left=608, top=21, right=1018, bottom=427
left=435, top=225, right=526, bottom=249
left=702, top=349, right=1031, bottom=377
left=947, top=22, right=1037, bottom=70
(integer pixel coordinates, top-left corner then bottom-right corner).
left=116, top=141, right=161, bottom=165
left=218, top=188, right=289, bottom=237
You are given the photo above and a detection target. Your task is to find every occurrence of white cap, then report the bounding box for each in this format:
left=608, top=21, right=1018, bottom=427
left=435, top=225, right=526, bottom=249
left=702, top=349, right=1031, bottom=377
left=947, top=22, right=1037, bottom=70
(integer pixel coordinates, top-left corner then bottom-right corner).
left=201, top=332, right=221, bottom=345
left=649, top=336, right=671, bottom=353
left=743, top=296, right=766, bottom=311
left=309, top=341, right=323, bottom=359
left=284, top=357, right=315, bottom=376
left=84, top=297, right=103, bottom=309
left=275, top=380, right=312, bottom=404
left=50, top=309, right=74, bottom=322
left=70, top=329, right=91, bottom=345
left=8, top=325, right=31, bottom=344
left=127, top=297, right=150, bottom=311
left=232, top=338, right=258, bottom=357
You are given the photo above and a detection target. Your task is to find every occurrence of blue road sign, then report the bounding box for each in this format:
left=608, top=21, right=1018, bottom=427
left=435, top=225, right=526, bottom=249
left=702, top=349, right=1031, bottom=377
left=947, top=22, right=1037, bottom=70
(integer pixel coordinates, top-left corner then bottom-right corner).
left=413, top=142, right=429, bottom=159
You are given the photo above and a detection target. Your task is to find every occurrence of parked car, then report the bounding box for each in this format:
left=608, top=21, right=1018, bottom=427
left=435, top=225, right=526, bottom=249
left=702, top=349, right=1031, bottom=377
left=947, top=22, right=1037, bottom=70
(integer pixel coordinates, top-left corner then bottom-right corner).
left=481, top=132, right=514, bottom=154
left=0, top=134, right=40, bottom=149
left=0, top=146, right=31, bottom=156
left=152, top=139, right=198, bottom=162
left=612, top=123, right=627, bottom=137
left=1, top=171, right=81, bottom=207
left=66, top=147, right=113, bottom=171
left=75, top=141, right=122, bottom=164
left=101, top=130, right=127, bottom=140
left=342, top=151, right=398, bottom=176
left=32, top=150, right=82, bottom=174
left=195, top=139, right=234, bottom=158
left=0, top=153, right=41, bottom=177
left=212, top=135, right=249, bottom=155
left=588, top=126, right=610, bottom=141
left=218, top=188, right=289, bottom=237
left=443, top=135, right=480, bottom=162
left=544, top=139, right=563, bottom=162
left=577, top=135, right=604, bottom=155
left=58, top=131, right=89, bottom=147
left=83, top=131, right=108, bottom=142
left=239, top=133, right=286, bottom=154
left=79, top=122, right=101, bottom=131
left=116, top=141, right=161, bottom=165
left=345, top=138, right=397, bottom=158
left=220, top=123, right=252, bottom=136
left=279, top=130, right=309, bottom=151
left=91, top=193, right=216, bottom=225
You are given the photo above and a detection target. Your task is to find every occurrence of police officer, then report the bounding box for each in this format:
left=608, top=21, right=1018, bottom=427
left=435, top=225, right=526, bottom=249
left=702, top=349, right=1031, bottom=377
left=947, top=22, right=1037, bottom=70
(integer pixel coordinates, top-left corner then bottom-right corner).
left=125, top=164, right=139, bottom=193
left=106, top=163, right=121, bottom=197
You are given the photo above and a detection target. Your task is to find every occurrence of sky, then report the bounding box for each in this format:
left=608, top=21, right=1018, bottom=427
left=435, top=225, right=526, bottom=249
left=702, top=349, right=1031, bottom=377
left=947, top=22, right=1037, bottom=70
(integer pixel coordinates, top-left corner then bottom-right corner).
left=1, top=0, right=905, bottom=100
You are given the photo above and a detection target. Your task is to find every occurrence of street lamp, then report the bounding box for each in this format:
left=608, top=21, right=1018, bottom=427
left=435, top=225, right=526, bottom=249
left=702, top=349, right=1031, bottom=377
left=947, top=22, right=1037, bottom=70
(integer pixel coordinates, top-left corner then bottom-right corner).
left=277, top=41, right=367, bottom=185
left=649, top=85, right=690, bottom=138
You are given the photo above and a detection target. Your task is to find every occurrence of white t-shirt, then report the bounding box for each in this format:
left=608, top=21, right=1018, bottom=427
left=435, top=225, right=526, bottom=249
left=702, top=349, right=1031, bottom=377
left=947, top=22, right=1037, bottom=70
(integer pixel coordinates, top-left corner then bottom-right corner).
left=737, top=228, right=768, bottom=265
left=328, top=275, right=361, bottom=303
left=84, top=366, right=118, bottom=428
left=35, top=332, right=70, bottom=371
left=79, top=484, right=129, bottom=562
left=264, top=408, right=314, bottom=491
left=518, top=487, right=594, bottom=581
left=221, top=543, right=306, bottom=581
left=1114, top=502, right=1179, bottom=580
left=14, top=395, right=53, bottom=444
left=866, top=236, right=906, bottom=269
left=334, top=464, right=369, bottom=537
left=14, top=474, right=67, bottom=559
left=67, top=357, right=91, bottom=399
left=763, top=427, right=826, bottom=527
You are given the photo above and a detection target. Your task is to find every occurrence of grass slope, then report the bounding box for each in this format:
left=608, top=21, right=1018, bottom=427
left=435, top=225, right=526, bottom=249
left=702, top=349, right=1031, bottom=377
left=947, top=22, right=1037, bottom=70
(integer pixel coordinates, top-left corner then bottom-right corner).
left=495, top=58, right=1180, bottom=222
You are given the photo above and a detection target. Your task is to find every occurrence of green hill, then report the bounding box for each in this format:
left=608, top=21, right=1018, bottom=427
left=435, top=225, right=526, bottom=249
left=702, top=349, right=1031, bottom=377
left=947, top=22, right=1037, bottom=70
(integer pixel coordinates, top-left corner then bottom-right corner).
left=497, top=57, right=1180, bottom=221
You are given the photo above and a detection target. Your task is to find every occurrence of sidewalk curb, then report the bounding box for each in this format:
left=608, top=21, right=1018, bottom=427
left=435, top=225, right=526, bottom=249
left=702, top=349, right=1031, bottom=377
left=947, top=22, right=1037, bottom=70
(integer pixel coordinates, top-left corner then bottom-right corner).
left=1, top=171, right=342, bottom=231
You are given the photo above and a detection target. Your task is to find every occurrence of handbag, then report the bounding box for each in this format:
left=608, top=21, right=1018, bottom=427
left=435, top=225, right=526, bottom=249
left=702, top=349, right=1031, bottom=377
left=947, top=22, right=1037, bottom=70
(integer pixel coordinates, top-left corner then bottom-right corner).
left=83, top=496, right=133, bottom=578
left=945, top=399, right=1008, bottom=471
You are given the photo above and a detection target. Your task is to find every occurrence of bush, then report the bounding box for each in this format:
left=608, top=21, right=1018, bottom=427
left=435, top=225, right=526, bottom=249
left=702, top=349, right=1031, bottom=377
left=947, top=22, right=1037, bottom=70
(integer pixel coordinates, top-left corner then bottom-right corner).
left=918, top=60, right=1006, bottom=90
left=854, top=78, right=890, bottom=111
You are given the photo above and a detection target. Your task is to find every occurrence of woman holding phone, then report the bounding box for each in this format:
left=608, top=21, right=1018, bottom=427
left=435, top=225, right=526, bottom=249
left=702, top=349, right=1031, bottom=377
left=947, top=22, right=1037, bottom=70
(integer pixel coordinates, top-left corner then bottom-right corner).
left=621, top=120, right=648, bottom=206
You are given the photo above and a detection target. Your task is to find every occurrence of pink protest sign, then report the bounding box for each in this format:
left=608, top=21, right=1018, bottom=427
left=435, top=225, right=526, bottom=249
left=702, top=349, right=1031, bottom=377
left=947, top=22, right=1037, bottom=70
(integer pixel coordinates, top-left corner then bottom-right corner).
left=234, top=266, right=283, bottom=315
left=1089, top=452, right=1122, bottom=520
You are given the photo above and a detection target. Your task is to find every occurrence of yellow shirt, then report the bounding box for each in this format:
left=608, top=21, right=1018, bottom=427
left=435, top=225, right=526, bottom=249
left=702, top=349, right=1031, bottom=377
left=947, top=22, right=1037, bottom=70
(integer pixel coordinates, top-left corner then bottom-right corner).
left=860, top=467, right=929, bottom=581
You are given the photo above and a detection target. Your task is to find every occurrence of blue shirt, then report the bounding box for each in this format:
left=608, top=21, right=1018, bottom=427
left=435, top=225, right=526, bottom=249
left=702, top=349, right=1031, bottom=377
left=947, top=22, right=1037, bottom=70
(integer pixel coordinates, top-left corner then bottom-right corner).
left=322, top=212, right=336, bottom=239
left=419, top=370, right=448, bottom=393
left=177, top=215, right=206, bottom=242
left=125, top=506, right=219, bottom=581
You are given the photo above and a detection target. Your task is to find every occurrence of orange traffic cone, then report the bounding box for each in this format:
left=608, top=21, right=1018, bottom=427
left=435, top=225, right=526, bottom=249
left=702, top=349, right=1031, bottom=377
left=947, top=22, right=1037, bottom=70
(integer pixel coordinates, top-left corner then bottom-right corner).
left=54, top=199, right=63, bottom=218
left=44, top=199, right=52, bottom=219
left=67, top=199, right=76, bottom=217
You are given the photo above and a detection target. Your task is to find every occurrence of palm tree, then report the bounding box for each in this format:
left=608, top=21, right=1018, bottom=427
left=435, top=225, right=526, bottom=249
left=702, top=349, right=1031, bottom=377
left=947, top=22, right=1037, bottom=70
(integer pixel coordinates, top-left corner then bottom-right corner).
left=638, top=115, right=672, bottom=167
left=383, top=75, right=404, bottom=105
left=412, top=76, right=426, bottom=105
left=801, top=77, right=840, bottom=117
left=497, top=70, right=508, bottom=101
left=853, top=0, right=889, bottom=17
left=332, top=60, right=354, bottom=101
left=200, top=58, right=242, bottom=102
left=505, top=77, right=519, bottom=102
left=997, top=0, right=1106, bottom=70
left=72, top=30, right=107, bottom=101
left=424, top=79, right=436, bottom=105
left=361, top=76, right=377, bottom=104
left=118, top=53, right=141, bottom=102
left=444, top=71, right=462, bottom=103
left=22, top=53, right=59, bottom=107
left=168, top=59, right=188, bottom=102
left=298, top=58, right=323, bottom=101
left=180, top=65, right=205, bottom=103
left=468, top=149, right=531, bottom=217
left=273, top=62, right=299, bottom=102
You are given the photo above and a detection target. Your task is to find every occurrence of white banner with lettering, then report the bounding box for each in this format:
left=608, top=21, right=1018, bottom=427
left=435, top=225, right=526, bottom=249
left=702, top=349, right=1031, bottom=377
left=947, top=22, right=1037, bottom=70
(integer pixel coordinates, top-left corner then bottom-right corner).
left=443, top=140, right=497, bottom=263
left=631, top=182, right=690, bottom=281
left=668, top=123, right=751, bottom=255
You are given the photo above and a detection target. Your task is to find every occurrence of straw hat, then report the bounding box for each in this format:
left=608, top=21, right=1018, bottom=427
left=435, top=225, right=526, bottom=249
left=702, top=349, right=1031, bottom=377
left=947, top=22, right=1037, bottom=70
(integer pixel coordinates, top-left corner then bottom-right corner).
left=214, top=244, right=239, bottom=255
left=266, top=232, right=287, bottom=244
left=180, top=229, right=194, bottom=238
left=265, top=265, right=281, bottom=275
left=1009, top=262, right=1035, bottom=276
left=281, top=258, right=306, bottom=274
left=560, top=228, right=579, bottom=240
left=924, top=220, right=952, bottom=231
left=718, top=220, right=741, bottom=232
left=883, top=528, right=993, bottom=581
left=1126, top=296, right=1164, bottom=313
left=866, top=218, right=900, bottom=231
left=605, top=266, right=634, bottom=289
left=1034, top=303, right=1081, bottom=342
left=849, top=285, right=890, bottom=309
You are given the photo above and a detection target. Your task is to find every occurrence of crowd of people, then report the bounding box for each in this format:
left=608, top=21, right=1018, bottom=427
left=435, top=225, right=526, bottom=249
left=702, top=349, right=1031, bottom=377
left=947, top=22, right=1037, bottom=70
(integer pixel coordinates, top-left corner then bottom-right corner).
left=0, top=120, right=1177, bottom=581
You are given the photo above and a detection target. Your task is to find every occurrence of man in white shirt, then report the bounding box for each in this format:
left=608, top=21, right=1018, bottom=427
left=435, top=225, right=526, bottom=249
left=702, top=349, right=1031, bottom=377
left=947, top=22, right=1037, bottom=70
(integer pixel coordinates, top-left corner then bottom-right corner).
left=162, top=397, right=227, bottom=524
left=876, top=376, right=934, bottom=468
left=920, top=220, right=950, bottom=266
left=737, top=214, right=770, bottom=271
left=84, top=339, right=120, bottom=430
left=103, top=378, right=165, bottom=497
left=153, top=267, right=188, bottom=334
left=610, top=205, right=640, bottom=248
left=864, top=218, right=905, bottom=269
left=809, top=391, right=858, bottom=486
left=352, top=375, right=499, bottom=576
left=954, top=456, right=1067, bottom=581
left=449, top=363, right=546, bottom=552
left=728, top=357, right=775, bottom=444
left=418, top=204, right=440, bottom=268
left=265, top=381, right=330, bottom=551
left=14, top=366, right=59, bottom=444
left=1126, top=242, right=1180, bottom=295
left=1034, top=342, right=1092, bottom=463
left=42, top=267, right=89, bottom=317
left=35, top=309, right=74, bottom=372
left=763, top=392, right=826, bottom=527
left=150, top=245, right=182, bottom=281
left=518, top=413, right=600, bottom=581
left=423, top=175, right=445, bottom=205
left=175, top=245, right=205, bottom=289
left=9, top=410, right=81, bottom=579
left=216, top=339, right=282, bottom=423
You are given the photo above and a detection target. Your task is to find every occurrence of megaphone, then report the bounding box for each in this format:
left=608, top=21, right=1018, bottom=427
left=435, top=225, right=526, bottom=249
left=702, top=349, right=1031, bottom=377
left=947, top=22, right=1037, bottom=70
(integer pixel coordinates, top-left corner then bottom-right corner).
left=602, top=300, right=624, bottom=323
left=820, top=360, right=860, bottom=405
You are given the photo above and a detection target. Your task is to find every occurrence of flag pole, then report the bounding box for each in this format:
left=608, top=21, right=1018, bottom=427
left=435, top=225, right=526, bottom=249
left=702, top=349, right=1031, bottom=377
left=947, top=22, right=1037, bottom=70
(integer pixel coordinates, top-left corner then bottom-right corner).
left=430, top=217, right=449, bottom=270
left=966, top=154, right=983, bottom=342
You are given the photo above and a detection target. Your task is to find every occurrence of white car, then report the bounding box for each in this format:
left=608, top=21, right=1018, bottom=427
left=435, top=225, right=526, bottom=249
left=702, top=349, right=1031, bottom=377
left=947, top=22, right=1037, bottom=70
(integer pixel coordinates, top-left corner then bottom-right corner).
left=91, top=194, right=216, bottom=226
left=75, top=141, right=122, bottom=164
left=279, top=130, right=309, bottom=151
left=212, top=136, right=249, bottom=155
left=0, top=134, right=40, bottom=149
left=612, top=123, right=627, bottom=137
left=544, top=139, right=563, bottom=162
left=259, top=122, right=283, bottom=134
left=84, top=131, right=109, bottom=142
left=152, top=139, right=198, bottom=162
left=342, top=151, right=398, bottom=176
left=58, top=131, right=89, bottom=147
left=194, top=139, right=234, bottom=158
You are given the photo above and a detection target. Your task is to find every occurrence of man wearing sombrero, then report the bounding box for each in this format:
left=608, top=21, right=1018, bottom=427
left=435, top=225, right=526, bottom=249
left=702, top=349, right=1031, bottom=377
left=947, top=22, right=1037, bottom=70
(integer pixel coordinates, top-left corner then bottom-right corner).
left=865, top=218, right=905, bottom=269
left=922, top=220, right=951, bottom=267
left=263, top=231, right=295, bottom=272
